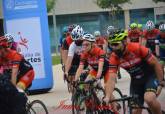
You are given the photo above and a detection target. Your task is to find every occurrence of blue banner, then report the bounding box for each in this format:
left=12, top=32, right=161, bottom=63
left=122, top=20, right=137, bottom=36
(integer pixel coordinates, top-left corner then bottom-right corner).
left=2, top=0, right=54, bottom=91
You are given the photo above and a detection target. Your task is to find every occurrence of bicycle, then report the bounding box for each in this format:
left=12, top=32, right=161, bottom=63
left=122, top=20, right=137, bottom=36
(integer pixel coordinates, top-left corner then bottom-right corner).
left=25, top=91, right=48, bottom=114
left=72, top=79, right=105, bottom=114
left=108, top=94, right=165, bottom=114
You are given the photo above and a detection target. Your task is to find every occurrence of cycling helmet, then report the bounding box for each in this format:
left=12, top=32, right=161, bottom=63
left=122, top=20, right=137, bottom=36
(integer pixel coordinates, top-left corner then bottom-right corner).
left=62, top=26, right=68, bottom=34
left=5, top=33, right=14, bottom=43
left=108, top=31, right=127, bottom=44
left=0, top=36, right=8, bottom=48
left=159, top=24, right=165, bottom=31
left=82, top=33, right=95, bottom=42
left=145, top=20, right=155, bottom=30
left=94, top=31, right=101, bottom=37
left=107, top=26, right=116, bottom=35
left=68, top=24, right=77, bottom=33
left=130, top=23, right=138, bottom=29
left=137, top=24, right=143, bottom=29
left=71, top=25, right=84, bottom=41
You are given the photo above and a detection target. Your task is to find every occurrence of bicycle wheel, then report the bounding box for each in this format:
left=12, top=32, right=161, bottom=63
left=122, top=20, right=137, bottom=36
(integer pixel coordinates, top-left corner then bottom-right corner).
left=112, top=88, right=125, bottom=114
left=26, top=100, right=48, bottom=114
left=72, top=93, right=83, bottom=114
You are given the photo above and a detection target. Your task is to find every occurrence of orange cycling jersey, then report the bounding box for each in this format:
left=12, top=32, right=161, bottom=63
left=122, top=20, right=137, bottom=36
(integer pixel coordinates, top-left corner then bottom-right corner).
left=109, top=43, right=154, bottom=80
left=80, top=46, right=106, bottom=69
left=0, top=49, right=23, bottom=69
left=80, top=46, right=109, bottom=82
left=0, top=49, right=34, bottom=88
left=128, top=30, right=142, bottom=42
left=143, top=29, right=160, bottom=43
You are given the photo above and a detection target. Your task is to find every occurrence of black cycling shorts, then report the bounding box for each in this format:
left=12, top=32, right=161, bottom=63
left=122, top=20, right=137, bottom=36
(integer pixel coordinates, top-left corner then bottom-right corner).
left=130, top=74, right=158, bottom=105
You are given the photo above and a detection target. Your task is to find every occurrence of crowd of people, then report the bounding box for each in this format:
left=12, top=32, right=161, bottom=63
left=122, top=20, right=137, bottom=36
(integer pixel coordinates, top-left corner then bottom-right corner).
left=60, top=20, right=165, bottom=114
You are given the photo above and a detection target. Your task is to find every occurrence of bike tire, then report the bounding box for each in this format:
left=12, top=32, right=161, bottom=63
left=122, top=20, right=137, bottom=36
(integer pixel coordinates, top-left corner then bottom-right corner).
left=72, top=93, right=82, bottom=114
left=26, top=100, right=48, bottom=114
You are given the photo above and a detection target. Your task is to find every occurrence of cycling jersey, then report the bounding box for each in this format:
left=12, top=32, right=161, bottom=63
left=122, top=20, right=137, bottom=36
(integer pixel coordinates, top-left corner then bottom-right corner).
left=109, top=43, right=158, bottom=105
left=62, top=34, right=73, bottom=50
left=80, top=46, right=109, bottom=82
left=109, top=43, right=154, bottom=83
left=0, top=49, right=34, bottom=88
left=128, top=30, right=142, bottom=42
left=143, top=29, right=160, bottom=54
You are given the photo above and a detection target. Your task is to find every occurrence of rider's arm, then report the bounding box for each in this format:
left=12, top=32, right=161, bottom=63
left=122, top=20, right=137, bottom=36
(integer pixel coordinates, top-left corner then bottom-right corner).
left=105, top=54, right=118, bottom=101
left=155, top=35, right=160, bottom=57
left=140, top=45, right=164, bottom=82
left=148, top=55, right=164, bottom=82
left=62, top=40, right=69, bottom=66
left=96, top=54, right=105, bottom=78
left=75, top=64, right=84, bottom=81
left=64, top=42, right=75, bottom=74
left=11, top=67, right=19, bottom=86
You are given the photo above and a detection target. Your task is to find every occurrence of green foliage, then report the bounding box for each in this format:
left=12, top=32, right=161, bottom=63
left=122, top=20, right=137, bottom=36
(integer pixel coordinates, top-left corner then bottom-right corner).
left=52, top=55, right=61, bottom=65
left=46, top=0, right=56, bottom=12
left=152, top=0, right=165, bottom=3
left=96, top=0, right=131, bottom=10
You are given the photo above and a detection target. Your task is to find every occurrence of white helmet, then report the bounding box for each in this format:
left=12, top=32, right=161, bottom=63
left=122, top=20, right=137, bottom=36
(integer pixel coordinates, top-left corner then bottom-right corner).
left=145, top=20, right=155, bottom=30
left=94, top=31, right=101, bottom=37
left=5, top=33, right=14, bottom=43
left=71, top=25, right=84, bottom=41
left=83, top=33, right=95, bottom=42
left=159, top=24, right=165, bottom=31
left=107, top=26, right=116, bottom=35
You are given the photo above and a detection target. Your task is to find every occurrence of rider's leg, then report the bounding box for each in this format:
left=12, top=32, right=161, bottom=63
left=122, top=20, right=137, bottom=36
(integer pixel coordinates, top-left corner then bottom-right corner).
left=144, top=91, right=162, bottom=114
left=144, top=75, right=162, bottom=114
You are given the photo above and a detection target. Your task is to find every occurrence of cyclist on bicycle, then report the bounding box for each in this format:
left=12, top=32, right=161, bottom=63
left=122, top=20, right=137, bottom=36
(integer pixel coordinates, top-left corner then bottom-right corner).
left=61, top=24, right=76, bottom=70
left=128, top=23, right=142, bottom=43
left=0, top=36, right=34, bottom=91
left=94, top=30, right=107, bottom=51
left=64, top=25, right=84, bottom=93
left=155, top=24, right=165, bottom=74
left=103, top=31, right=164, bottom=114
left=143, top=20, right=160, bottom=55
left=59, top=26, right=69, bottom=70
left=74, top=33, right=110, bottom=90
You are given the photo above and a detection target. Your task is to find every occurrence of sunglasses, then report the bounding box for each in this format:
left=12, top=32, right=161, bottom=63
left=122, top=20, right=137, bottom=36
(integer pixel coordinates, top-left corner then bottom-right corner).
left=82, top=43, right=91, bottom=47
left=110, top=43, right=120, bottom=47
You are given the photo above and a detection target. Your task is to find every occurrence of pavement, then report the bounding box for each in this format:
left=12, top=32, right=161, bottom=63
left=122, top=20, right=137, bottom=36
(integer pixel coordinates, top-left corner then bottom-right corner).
left=28, top=64, right=165, bottom=114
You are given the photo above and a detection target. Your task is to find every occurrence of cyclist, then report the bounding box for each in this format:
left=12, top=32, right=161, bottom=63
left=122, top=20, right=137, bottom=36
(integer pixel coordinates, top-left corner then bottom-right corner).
left=5, top=33, right=18, bottom=51
left=64, top=25, right=84, bottom=93
left=94, top=30, right=107, bottom=51
left=103, top=31, right=164, bottom=114
left=128, top=23, right=142, bottom=44
left=155, top=24, right=165, bottom=75
left=59, top=26, right=69, bottom=70
left=0, top=36, right=35, bottom=91
left=143, top=20, right=160, bottom=55
left=61, top=24, right=76, bottom=70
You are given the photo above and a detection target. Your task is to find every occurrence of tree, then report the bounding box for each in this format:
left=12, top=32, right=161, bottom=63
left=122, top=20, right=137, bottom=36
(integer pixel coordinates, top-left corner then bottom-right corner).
left=95, top=0, right=131, bottom=11
left=153, top=0, right=165, bottom=3
left=46, top=0, right=56, bottom=12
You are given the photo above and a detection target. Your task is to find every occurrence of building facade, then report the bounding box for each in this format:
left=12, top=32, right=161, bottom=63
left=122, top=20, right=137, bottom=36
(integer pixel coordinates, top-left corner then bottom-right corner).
left=0, top=0, right=165, bottom=53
